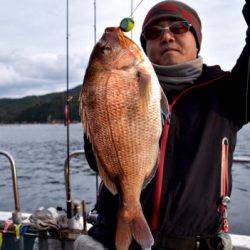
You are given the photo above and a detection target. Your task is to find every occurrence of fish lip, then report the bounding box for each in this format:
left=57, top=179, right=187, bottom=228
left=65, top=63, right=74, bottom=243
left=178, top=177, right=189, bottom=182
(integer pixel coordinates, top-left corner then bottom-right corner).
left=105, top=27, right=120, bottom=33
left=98, top=27, right=121, bottom=49
left=97, top=39, right=109, bottom=47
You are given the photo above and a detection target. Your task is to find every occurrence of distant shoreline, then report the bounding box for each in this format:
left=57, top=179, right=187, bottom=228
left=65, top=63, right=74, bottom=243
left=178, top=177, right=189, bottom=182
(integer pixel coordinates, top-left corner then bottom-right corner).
left=0, top=122, right=81, bottom=125
left=0, top=85, right=81, bottom=126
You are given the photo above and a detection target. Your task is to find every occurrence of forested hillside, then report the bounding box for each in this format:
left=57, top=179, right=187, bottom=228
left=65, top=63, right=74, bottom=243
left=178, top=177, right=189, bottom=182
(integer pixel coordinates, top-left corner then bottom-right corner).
left=0, top=85, right=82, bottom=123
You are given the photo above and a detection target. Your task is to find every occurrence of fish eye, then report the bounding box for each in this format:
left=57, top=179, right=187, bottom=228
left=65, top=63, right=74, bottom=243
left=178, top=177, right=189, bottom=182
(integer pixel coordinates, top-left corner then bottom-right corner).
left=105, top=45, right=112, bottom=51
left=100, top=45, right=112, bottom=54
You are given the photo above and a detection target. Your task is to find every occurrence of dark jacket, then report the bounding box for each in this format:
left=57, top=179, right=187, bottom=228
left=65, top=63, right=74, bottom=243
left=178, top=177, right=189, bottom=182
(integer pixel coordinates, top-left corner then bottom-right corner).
left=84, top=2, right=250, bottom=249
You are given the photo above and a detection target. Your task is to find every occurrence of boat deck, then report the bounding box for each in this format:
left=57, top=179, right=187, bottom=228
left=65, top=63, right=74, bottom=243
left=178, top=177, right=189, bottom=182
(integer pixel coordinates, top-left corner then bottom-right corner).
left=0, top=211, right=249, bottom=249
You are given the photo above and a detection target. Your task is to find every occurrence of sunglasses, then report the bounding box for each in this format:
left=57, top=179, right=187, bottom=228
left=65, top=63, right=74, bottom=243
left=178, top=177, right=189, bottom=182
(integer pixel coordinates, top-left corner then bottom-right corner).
left=142, top=21, right=192, bottom=40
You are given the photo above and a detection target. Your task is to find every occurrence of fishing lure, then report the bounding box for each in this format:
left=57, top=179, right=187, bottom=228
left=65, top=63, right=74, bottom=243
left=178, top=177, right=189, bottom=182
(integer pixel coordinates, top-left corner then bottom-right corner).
left=120, top=17, right=134, bottom=32
left=120, top=0, right=144, bottom=32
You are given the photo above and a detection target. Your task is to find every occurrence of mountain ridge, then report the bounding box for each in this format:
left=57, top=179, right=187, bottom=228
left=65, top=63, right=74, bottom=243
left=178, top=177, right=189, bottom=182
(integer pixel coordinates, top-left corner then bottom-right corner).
left=0, top=85, right=82, bottom=124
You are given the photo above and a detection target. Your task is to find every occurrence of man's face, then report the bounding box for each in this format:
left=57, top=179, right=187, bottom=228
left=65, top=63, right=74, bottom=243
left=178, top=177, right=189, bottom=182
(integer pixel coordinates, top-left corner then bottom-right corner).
left=145, top=19, right=198, bottom=66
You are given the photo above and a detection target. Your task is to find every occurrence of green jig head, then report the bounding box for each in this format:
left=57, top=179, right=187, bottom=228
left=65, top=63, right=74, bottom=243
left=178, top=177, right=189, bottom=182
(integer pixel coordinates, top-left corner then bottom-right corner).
left=120, top=18, right=134, bottom=32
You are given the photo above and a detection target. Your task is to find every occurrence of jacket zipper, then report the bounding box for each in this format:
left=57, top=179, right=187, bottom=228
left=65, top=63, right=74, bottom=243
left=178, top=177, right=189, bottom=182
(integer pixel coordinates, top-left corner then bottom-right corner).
left=221, top=138, right=229, bottom=198
left=218, top=137, right=230, bottom=233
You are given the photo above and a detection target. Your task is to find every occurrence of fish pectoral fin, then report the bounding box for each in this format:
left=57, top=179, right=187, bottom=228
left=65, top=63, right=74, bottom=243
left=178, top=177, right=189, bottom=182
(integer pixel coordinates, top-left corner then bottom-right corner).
left=137, top=67, right=152, bottom=108
left=142, top=162, right=158, bottom=189
left=161, top=89, right=170, bottom=120
left=79, top=95, right=92, bottom=142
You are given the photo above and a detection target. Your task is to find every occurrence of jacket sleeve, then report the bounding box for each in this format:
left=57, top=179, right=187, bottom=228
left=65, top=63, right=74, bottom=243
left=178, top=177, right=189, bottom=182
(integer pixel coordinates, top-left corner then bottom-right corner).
left=84, top=133, right=99, bottom=172
left=229, top=0, right=250, bottom=126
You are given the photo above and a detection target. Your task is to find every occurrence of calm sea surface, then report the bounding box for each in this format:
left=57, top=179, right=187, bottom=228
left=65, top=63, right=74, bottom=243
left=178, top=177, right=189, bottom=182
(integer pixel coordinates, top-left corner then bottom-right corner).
left=0, top=123, right=250, bottom=235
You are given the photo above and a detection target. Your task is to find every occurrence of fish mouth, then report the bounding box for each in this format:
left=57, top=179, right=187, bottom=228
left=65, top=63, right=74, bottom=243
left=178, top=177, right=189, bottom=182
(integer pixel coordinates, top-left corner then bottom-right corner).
left=97, top=39, right=109, bottom=47
left=104, top=27, right=120, bottom=33
left=98, top=27, right=123, bottom=50
left=96, top=26, right=143, bottom=65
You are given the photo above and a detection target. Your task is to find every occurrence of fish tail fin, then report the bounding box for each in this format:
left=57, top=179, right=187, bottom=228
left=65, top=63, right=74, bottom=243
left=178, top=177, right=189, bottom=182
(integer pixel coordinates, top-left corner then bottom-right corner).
left=116, top=204, right=154, bottom=250
left=130, top=206, right=154, bottom=249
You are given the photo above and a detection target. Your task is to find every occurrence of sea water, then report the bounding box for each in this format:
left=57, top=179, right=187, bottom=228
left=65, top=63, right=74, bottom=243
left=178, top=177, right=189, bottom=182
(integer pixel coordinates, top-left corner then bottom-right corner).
left=0, top=123, right=249, bottom=235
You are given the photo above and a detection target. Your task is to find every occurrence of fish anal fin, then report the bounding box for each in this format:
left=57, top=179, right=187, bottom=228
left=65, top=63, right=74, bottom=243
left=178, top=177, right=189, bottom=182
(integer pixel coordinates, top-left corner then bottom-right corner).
left=95, top=156, right=118, bottom=195
left=116, top=211, right=132, bottom=250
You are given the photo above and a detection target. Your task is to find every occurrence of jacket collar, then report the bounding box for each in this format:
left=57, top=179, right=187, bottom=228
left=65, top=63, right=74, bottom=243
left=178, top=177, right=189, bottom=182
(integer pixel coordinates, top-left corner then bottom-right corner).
left=167, top=64, right=229, bottom=104
left=196, top=64, right=228, bottom=84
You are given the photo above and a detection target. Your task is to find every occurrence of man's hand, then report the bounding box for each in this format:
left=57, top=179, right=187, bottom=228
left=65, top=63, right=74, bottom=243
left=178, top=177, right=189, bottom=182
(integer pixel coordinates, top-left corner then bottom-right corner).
left=243, top=1, right=250, bottom=26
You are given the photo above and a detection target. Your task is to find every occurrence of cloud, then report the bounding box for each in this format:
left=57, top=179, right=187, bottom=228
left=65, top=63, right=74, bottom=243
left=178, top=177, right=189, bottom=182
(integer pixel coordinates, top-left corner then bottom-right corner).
left=0, top=65, right=20, bottom=84
left=0, top=0, right=247, bottom=97
left=0, top=49, right=88, bottom=98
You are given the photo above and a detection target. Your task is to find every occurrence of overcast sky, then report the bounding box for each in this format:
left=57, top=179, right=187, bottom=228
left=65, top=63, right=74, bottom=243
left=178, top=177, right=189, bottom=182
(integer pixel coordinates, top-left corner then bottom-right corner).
left=0, top=0, right=247, bottom=98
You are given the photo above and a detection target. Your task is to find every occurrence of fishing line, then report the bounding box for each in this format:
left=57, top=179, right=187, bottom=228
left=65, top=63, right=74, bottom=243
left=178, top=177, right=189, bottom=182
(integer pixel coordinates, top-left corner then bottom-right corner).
left=120, top=0, right=145, bottom=33
left=130, top=0, right=145, bottom=18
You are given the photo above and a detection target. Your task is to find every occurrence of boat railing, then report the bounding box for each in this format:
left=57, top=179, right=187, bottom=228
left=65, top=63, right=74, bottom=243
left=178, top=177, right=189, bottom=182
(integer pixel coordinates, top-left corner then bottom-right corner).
left=0, top=150, right=249, bottom=248
left=1, top=148, right=247, bottom=221
left=64, top=150, right=87, bottom=220
left=1, top=149, right=249, bottom=228
left=0, top=150, right=20, bottom=213
left=233, top=156, right=250, bottom=163
left=64, top=150, right=250, bottom=217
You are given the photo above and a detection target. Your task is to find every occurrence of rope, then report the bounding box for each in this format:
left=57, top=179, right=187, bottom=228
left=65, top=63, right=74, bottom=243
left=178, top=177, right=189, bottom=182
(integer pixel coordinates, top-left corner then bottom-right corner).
left=29, top=207, right=68, bottom=231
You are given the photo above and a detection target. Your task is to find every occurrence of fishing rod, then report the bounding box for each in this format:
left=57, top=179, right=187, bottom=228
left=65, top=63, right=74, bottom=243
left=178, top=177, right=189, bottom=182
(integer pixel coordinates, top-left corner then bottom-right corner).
left=65, top=0, right=72, bottom=219
left=94, top=0, right=99, bottom=202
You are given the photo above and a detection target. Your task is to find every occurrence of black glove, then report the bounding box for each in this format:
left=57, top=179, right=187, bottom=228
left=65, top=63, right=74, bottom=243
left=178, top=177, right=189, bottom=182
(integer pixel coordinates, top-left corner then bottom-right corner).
left=84, top=133, right=99, bottom=172
left=243, top=1, right=250, bottom=26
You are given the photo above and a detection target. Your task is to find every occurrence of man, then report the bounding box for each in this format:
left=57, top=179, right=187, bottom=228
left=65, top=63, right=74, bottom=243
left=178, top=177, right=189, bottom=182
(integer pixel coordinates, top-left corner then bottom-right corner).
left=83, top=1, right=250, bottom=249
